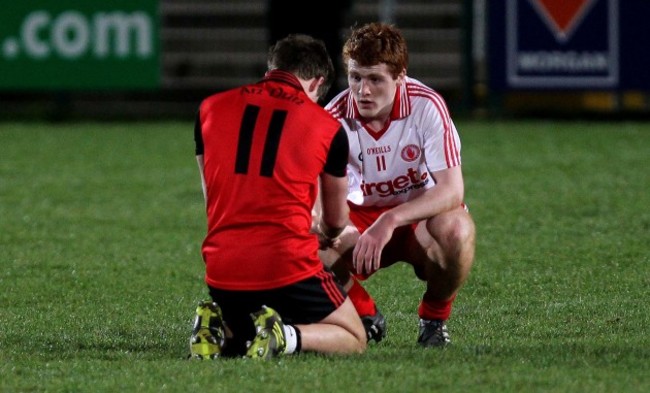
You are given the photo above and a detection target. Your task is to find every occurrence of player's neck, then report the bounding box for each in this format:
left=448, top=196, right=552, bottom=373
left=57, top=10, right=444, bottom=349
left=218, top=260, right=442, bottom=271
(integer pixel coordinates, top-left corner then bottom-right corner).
left=362, top=115, right=390, bottom=133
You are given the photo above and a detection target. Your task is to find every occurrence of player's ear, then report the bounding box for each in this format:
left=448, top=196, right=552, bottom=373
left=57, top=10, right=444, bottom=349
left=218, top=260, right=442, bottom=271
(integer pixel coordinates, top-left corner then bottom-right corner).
left=308, top=76, right=324, bottom=93
left=396, top=68, right=406, bottom=84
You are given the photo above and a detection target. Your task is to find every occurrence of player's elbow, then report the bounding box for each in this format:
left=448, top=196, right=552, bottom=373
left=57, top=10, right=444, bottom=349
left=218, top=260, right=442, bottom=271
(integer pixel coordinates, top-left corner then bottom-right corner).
left=448, top=177, right=465, bottom=207
left=451, top=187, right=464, bottom=207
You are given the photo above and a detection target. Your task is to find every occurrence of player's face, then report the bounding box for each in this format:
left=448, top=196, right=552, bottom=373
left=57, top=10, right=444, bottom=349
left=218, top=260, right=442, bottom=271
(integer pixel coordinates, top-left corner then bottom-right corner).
left=347, top=61, right=402, bottom=124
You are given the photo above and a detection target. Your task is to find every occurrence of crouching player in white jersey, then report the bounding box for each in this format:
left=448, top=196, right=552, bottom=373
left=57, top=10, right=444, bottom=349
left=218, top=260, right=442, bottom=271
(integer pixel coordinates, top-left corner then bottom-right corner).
left=319, top=22, right=476, bottom=347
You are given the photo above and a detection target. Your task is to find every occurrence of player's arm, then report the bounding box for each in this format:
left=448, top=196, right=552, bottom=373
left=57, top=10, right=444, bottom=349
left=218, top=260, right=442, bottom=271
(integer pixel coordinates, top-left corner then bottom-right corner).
left=382, top=165, right=464, bottom=227
left=196, top=155, right=207, bottom=204
left=317, top=127, right=350, bottom=240
left=353, top=165, right=464, bottom=274
left=378, top=109, right=465, bottom=227
left=319, top=174, right=349, bottom=238
left=194, top=110, right=208, bottom=204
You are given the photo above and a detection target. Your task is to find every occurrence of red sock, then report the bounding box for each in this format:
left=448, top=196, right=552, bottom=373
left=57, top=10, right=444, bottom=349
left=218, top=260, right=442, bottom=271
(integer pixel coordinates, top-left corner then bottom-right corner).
left=347, top=277, right=377, bottom=317
left=418, top=294, right=456, bottom=321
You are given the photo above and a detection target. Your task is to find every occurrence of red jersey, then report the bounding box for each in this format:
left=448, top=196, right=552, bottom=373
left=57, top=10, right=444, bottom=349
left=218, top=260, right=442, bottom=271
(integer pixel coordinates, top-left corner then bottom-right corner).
left=195, top=70, right=347, bottom=290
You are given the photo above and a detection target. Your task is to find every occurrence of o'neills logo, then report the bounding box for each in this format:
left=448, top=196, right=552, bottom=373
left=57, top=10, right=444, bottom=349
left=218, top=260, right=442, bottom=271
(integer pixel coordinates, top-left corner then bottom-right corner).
left=401, top=144, right=420, bottom=162
left=366, top=145, right=391, bottom=155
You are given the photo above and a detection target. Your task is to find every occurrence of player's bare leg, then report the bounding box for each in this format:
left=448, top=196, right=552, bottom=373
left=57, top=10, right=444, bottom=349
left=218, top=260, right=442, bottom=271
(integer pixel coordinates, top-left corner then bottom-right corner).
left=245, top=299, right=366, bottom=359
left=409, top=206, right=476, bottom=346
left=319, top=224, right=359, bottom=289
left=416, top=207, right=476, bottom=301
left=295, top=297, right=367, bottom=354
left=319, top=226, right=386, bottom=342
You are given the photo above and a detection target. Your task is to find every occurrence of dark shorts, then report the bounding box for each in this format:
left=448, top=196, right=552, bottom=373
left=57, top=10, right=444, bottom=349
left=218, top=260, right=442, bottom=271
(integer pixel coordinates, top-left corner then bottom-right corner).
left=208, top=268, right=346, bottom=356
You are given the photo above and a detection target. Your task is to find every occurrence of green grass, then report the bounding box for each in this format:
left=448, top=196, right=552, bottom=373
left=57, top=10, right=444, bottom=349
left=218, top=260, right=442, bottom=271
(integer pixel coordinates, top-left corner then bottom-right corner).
left=1, top=120, right=648, bottom=392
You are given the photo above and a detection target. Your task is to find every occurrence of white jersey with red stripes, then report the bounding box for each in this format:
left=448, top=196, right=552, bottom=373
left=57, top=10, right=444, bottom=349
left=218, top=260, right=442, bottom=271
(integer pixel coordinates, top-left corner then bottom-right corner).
left=325, top=76, right=461, bottom=208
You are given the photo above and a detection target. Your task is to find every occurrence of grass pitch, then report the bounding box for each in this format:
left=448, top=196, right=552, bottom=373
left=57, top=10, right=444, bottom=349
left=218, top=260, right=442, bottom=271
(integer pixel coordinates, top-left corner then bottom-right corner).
left=0, top=120, right=648, bottom=392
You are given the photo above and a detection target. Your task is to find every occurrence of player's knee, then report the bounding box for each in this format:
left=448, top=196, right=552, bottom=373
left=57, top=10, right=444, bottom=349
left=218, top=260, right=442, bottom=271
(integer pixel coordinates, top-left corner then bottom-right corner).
left=453, top=216, right=475, bottom=246
left=355, top=336, right=368, bottom=353
left=428, top=214, right=474, bottom=248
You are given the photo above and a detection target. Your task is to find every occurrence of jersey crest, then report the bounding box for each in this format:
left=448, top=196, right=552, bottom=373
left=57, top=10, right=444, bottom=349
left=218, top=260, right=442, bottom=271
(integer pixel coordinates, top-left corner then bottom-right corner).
left=401, top=144, right=420, bottom=162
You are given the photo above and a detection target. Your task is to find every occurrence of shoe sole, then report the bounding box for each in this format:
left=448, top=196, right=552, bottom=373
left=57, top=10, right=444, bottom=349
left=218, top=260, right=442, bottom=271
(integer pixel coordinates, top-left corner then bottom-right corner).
left=245, top=306, right=285, bottom=359
left=189, top=303, right=224, bottom=359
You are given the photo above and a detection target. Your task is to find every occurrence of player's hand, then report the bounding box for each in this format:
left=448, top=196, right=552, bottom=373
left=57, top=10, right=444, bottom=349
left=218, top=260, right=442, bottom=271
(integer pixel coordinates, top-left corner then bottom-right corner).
left=315, top=232, right=341, bottom=250
left=352, top=217, right=394, bottom=275
left=311, top=220, right=342, bottom=250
